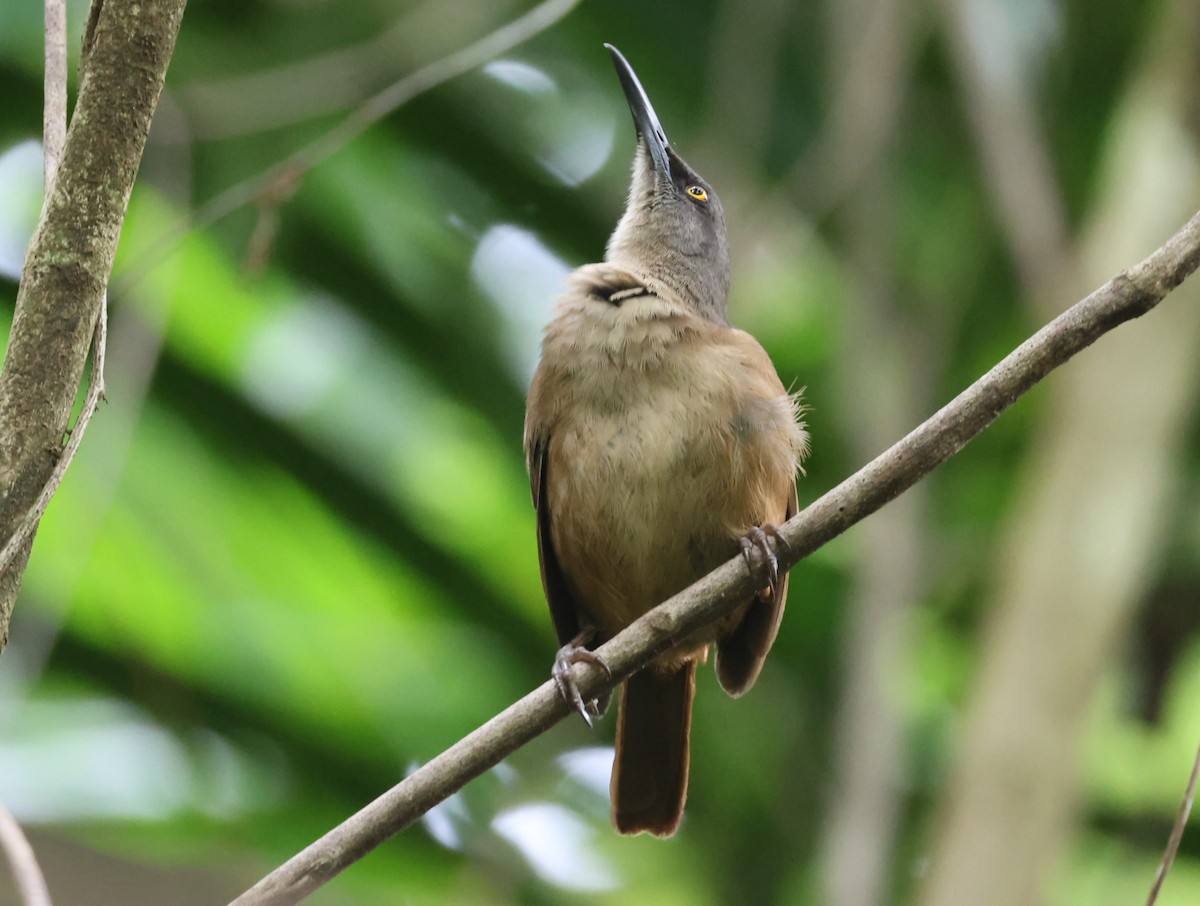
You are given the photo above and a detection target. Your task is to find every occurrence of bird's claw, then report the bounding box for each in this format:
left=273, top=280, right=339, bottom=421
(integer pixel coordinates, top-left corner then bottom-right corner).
left=741, top=524, right=783, bottom=601
left=552, top=632, right=612, bottom=726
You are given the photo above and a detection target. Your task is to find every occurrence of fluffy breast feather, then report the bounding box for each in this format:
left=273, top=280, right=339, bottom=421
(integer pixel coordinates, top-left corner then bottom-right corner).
left=525, top=268, right=807, bottom=637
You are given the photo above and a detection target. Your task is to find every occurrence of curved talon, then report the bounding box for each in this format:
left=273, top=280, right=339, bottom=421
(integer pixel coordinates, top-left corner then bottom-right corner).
left=766, top=523, right=792, bottom=556
left=552, top=631, right=612, bottom=726
left=740, top=524, right=781, bottom=601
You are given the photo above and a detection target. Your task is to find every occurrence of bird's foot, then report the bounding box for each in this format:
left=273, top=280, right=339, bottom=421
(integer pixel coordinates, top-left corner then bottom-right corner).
left=553, top=629, right=612, bottom=726
left=740, top=524, right=786, bottom=602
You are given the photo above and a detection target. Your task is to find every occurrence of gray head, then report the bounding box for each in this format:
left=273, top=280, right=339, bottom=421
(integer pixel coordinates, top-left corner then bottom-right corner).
left=603, top=44, right=731, bottom=324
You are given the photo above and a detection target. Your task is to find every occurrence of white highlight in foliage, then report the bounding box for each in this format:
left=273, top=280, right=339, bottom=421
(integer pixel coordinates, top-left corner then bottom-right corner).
left=536, top=114, right=615, bottom=188
left=470, top=223, right=570, bottom=385
left=960, top=0, right=1060, bottom=90
left=483, top=59, right=558, bottom=95
left=0, top=698, right=278, bottom=822
left=421, top=785, right=468, bottom=851
left=240, top=295, right=368, bottom=420
left=493, top=801, right=619, bottom=891
left=557, top=746, right=615, bottom=800
left=483, top=58, right=616, bottom=185
left=0, top=140, right=45, bottom=279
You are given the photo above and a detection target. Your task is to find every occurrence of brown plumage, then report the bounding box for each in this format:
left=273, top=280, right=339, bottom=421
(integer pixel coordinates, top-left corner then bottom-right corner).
left=524, top=45, right=808, bottom=837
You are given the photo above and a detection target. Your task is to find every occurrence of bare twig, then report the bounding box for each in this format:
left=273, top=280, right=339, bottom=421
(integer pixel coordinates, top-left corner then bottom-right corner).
left=0, top=799, right=51, bottom=906
left=0, top=0, right=185, bottom=648
left=0, top=303, right=106, bottom=575
left=43, top=0, right=67, bottom=193
left=0, top=0, right=111, bottom=578
left=1145, top=736, right=1200, bottom=906
left=117, top=0, right=583, bottom=292
left=241, top=169, right=302, bottom=274
left=3, top=0, right=108, bottom=580
left=229, top=211, right=1200, bottom=906
left=0, top=0, right=87, bottom=580
left=174, top=5, right=476, bottom=140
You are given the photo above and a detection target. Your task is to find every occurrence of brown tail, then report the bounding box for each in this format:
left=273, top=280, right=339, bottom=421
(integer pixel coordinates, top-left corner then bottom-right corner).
left=610, top=661, right=696, bottom=836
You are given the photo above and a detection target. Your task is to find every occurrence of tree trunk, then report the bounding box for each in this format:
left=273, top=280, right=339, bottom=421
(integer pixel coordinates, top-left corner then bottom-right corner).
left=0, top=0, right=187, bottom=649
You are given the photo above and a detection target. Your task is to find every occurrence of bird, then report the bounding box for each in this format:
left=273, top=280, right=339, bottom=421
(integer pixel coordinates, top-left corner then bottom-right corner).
left=523, top=44, right=809, bottom=837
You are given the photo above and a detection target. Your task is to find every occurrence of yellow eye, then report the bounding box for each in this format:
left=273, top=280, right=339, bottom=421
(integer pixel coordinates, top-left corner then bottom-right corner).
left=686, top=185, right=708, bottom=202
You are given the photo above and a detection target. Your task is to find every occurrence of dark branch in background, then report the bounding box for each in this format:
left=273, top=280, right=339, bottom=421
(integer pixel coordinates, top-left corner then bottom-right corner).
left=115, top=0, right=583, bottom=292
left=1145, top=736, right=1200, bottom=906
left=0, top=0, right=186, bottom=650
left=0, top=799, right=50, bottom=906
left=228, top=211, right=1200, bottom=906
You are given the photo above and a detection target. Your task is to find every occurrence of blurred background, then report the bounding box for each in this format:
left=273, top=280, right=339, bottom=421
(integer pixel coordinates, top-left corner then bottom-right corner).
left=1, top=0, right=1199, bottom=903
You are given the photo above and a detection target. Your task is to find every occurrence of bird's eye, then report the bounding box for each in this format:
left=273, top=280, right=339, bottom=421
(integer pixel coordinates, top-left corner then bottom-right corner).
left=686, top=185, right=708, bottom=202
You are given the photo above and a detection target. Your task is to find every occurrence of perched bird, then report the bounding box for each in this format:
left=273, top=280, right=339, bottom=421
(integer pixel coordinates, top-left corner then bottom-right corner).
left=524, top=44, right=808, bottom=837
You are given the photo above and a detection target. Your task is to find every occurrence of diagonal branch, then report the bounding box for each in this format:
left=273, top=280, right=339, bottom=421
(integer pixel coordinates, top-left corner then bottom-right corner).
left=116, top=0, right=583, bottom=292
left=1145, top=735, right=1200, bottom=906
left=230, top=209, right=1200, bottom=906
left=0, top=798, right=51, bottom=906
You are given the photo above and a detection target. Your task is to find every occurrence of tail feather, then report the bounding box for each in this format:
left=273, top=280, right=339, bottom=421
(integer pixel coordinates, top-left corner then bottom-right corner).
left=610, top=662, right=696, bottom=836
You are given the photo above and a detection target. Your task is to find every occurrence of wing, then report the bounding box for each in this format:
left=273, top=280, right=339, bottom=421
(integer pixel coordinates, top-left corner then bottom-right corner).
left=714, top=482, right=798, bottom=697
left=525, top=261, right=653, bottom=647
left=528, top=435, right=584, bottom=648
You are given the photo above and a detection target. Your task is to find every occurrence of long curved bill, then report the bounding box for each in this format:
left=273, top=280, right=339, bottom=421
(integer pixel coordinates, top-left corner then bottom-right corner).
left=604, top=43, right=672, bottom=180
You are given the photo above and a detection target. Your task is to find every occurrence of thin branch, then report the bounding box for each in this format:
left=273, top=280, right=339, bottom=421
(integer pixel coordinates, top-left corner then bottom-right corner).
left=0, top=0, right=185, bottom=648
left=936, top=0, right=1070, bottom=310
left=174, top=6, right=466, bottom=140
left=0, top=799, right=51, bottom=906
left=0, top=303, right=106, bottom=575
left=116, top=0, right=583, bottom=292
left=229, top=211, right=1200, bottom=906
left=43, top=0, right=67, bottom=193
left=6, top=0, right=109, bottom=582
left=1145, top=736, right=1200, bottom=906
